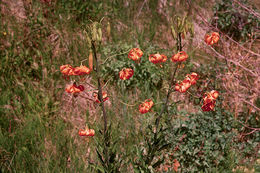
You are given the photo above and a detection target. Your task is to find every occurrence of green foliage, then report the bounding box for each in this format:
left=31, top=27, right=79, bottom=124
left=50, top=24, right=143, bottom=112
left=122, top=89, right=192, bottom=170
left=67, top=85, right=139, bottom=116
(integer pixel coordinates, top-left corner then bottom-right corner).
left=55, top=0, right=103, bottom=24
left=0, top=2, right=88, bottom=172
left=233, top=111, right=260, bottom=163
left=167, top=105, right=238, bottom=172
left=92, top=124, right=123, bottom=173
left=212, top=0, right=260, bottom=40
left=133, top=123, right=170, bottom=172
left=101, top=43, right=170, bottom=91
left=1, top=0, right=259, bottom=172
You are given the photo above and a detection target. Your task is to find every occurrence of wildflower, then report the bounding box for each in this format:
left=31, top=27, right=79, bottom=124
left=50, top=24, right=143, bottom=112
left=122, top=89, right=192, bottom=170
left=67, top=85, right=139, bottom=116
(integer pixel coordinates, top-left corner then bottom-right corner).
left=128, top=48, right=143, bottom=62
left=119, top=68, right=134, bottom=80
left=163, top=164, right=170, bottom=172
left=60, top=64, right=74, bottom=76
left=173, top=159, right=180, bottom=172
left=201, top=90, right=219, bottom=112
left=78, top=127, right=95, bottom=137
left=89, top=52, right=93, bottom=71
left=65, top=84, right=84, bottom=94
left=175, top=80, right=191, bottom=93
left=93, top=91, right=109, bottom=103
left=204, top=32, right=220, bottom=45
left=175, top=72, right=198, bottom=93
left=171, top=51, right=188, bottom=62
left=74, top=65, right=91, bottom=75
left=185, top=72, right=199, bottom=85
left=149, top=54, right=167, bottom=64
left=60, top=65, right=91, bottom=77
left=139, top=99, right=154, bottom=114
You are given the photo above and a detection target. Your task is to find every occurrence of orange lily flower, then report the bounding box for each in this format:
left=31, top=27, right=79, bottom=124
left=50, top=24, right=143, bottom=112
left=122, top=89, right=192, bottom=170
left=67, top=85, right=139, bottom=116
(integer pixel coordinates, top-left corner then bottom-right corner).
left=93, top=91, right=109, bottom=103
left=205, top=32, right=220, bottom=45
left=128, top=48, right=143, bottom=62
left=60, top=64, right=91, bottom=76
left=119, top=68, right=134, bottom=80
left=60, top=64, right=74, bottom=76
left=175, top=72, right=198, bottom=93
left=185, top=72, right=199, bottom=85
left=65, top=84, right=84, bottom=94
left=149, top=54, right=167, bottom=64
left=201, top=90, right=219, bottom=111
left=171, top=51, right=188, bottom=62
left=78, top=127, right=95, bottom=137
left=139, top=99, right=154, bottom=114
left=173, top=159, right=180, bottom=172
left=74, top=65, right=91, bottom=75
left=175, top=80, right=191, bottom=93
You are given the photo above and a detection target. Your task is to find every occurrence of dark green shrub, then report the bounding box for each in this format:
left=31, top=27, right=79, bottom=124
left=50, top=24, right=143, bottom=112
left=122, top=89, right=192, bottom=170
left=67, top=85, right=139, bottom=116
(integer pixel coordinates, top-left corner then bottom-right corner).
left=167, top=105, right=238, bottom=172
left=212, top=0, right=260, bottom=41
left=100, top=43, right=170, bottom=91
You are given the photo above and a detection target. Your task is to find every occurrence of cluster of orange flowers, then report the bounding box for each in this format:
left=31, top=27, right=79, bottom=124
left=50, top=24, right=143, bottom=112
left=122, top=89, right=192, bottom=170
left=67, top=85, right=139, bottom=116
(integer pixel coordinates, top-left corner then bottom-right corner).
left=149, top=53, right=167, bottom=64
left=204, top=32, right=220, bottom=46
left=201, top=90, right=219, bottom=112
left=60, top=64, right=91, bottom=95
left=171, top=51, right=188, bottom=62
left=139, top=99, right=154, bottom=114
left=119, top=68, right=134, bottom=80
left=62, top=36, right=221, bottom=138
left=93, top=91, right=109, bottom=103
left=128, top=48, right=143, bottom=62
left=78, top=127, right=95, bottom=137
left=65, top=83, right=85, bottom=94
left=60, top=64, right=91, bottom=76
left=175, top=72, right=199, bottom=93
left=160, top=159, right=180, bottom=172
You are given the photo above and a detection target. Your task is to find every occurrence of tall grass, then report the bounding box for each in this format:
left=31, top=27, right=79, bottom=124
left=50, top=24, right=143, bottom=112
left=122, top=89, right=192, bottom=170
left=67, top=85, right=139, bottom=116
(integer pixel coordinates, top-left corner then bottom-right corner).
left=1, top=0, right=259, bottom=172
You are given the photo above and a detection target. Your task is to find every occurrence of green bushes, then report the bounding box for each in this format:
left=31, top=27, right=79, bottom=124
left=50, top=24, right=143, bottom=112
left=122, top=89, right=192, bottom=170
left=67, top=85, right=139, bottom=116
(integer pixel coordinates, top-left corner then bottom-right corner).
left=1, top=0, right=259, bottom=172
left=101, top=43, right=170, bottom=91
left=212, top=0, right=260, bottom=41
left=168, top=106, right=237, bottom=172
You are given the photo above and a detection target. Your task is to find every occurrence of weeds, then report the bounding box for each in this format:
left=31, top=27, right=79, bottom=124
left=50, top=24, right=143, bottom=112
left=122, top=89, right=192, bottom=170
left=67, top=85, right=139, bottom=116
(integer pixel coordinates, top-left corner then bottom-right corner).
left=1, top=0, right=259, bottom=172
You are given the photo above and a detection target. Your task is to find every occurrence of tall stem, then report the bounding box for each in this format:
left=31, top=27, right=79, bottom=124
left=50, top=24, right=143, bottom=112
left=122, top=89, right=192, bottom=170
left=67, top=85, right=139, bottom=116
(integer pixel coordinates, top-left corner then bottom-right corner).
left=155, top=32, right=183, bottom=130
left=91, top=42, right=108, bottom=135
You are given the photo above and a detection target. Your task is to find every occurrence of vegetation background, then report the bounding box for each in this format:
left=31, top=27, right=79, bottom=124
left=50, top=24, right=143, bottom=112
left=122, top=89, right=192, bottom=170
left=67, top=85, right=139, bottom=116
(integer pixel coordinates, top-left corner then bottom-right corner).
left=0, top=0, right=259, bottom=172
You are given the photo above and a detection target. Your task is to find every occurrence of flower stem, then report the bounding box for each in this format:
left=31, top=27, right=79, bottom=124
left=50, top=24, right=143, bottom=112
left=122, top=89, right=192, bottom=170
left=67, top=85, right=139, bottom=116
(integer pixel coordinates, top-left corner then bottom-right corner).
left=91, top=42, right=108, bottom=135
left=155, top=32, right=183, bottom=130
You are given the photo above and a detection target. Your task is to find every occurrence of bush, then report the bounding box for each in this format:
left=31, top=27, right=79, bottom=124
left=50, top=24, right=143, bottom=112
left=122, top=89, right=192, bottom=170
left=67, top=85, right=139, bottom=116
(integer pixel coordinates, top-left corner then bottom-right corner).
left=168, top=105, right=238, bottom=172
left=212, top=0, right=260, bottom=41
left=100, top=43, right=170, bottom=91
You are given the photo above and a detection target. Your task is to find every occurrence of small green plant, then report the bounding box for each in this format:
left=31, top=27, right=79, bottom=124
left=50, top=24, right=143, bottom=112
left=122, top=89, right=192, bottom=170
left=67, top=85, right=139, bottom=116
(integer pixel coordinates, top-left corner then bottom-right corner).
left=212, top=0, right=260, bottom=41
left=168, top=106, right=237, bottom=172
left=100, top=44, right=169, bottom=91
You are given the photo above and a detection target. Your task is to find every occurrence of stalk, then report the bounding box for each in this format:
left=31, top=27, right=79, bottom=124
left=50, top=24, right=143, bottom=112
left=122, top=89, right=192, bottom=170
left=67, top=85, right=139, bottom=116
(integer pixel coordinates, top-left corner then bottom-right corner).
left=91, top=42, right=107, bottom=134
left=147, top=32, right=183, bottom=166
left=91, top=41, right=109, bottom=167
left=155, top=32, right=183, bottom=131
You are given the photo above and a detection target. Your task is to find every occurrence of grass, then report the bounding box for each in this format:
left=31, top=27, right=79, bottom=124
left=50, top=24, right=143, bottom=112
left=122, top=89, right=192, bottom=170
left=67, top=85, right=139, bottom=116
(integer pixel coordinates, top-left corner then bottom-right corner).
left=0, top=0, right=259, bottom=172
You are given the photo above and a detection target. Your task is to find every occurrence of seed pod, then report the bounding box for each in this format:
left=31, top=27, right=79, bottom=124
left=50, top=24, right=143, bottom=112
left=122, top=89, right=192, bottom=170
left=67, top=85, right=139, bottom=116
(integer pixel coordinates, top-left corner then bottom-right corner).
left=107, top=21, right=111, bottom=41
left=85, top=31, right=92, bottom=49
left=177, top=16, right=181, bottom=31
left=97, top=27, right=102, bottom=42
left=89, top=51, right=93, bottom=71
left=189, top=23, right=194, bottom=37
left=92, top=22, right=98, bottom=42
left=171, top=26, right=177, bottom=39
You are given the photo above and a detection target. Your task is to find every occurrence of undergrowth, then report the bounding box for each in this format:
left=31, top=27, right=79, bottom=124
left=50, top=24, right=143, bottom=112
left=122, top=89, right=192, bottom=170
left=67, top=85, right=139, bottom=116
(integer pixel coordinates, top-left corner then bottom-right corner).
left=0, top=0, right=259, bottom=172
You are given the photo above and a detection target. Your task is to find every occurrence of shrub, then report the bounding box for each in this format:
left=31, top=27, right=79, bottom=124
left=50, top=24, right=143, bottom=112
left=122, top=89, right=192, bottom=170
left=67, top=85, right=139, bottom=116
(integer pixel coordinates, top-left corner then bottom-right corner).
left=212, top=0, right=260, bottom=41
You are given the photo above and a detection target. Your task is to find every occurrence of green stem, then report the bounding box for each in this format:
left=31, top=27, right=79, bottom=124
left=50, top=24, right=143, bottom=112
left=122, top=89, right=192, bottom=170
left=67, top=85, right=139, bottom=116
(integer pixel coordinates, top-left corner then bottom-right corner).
left=92, top=42, right=109, bottom=167
left=92, top=42, right=108, bottom=134
left=155, top=32, right=183, bottom=130
left=147, top=32, right=183, bottom=166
